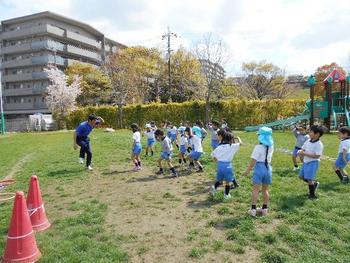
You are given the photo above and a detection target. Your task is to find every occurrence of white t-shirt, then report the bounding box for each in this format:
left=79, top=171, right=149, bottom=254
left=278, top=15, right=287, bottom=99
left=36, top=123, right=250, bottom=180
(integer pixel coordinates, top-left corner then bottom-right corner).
left=338, top=138, right=350, bottom=154
left=144, top=130, right=155, bottom=139
left=180, top=135, right=188, bottom=146
left=301, top=140, right=323, bottom=163
left=211, top=143, right=240, bottom=162
left=190, top=135, right=203, bottom=152
left=251, top=144, right=274, bottom=163
left=132, top=131, right=141, bottom=143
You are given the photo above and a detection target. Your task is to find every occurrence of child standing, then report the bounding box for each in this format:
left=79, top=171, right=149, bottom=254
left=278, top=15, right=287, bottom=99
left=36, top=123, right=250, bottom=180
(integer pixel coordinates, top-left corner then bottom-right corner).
left=210, top=129, right=241, bottom=200
left=208, top=120, right=220, bottom=149
left=292, top=126, right=310, bottom=171
left=333, top=126, right=350, bottom=184
left=154, top=129, right=178, bottom=177
left=186, top=127, right=204, bottom=172
left=144, top=124, right=156, bottom=156
left=243, top=127, right=274, bottom=216
left=178, top=127, right=188, bottom=165
left=131, top=123, right=142, bottom=171
left=298, top=125, right=325, bottom=199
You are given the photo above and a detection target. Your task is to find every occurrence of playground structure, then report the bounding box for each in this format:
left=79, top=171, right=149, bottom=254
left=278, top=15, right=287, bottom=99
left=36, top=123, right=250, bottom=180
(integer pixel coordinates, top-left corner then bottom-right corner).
left=245, top=69, right=350, bottom=132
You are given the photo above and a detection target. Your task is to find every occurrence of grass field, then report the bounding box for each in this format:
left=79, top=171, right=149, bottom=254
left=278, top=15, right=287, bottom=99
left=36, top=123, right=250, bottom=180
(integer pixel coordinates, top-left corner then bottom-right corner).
left=0, top=129, right=349, bottom=263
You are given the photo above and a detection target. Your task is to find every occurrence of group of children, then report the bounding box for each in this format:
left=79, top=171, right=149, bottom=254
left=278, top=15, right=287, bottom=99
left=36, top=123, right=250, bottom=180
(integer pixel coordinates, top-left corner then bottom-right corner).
left=128, top=119, right=350, bottom=217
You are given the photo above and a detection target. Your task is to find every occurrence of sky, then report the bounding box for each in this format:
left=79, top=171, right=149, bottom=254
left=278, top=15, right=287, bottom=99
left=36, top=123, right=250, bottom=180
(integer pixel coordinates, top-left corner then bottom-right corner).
left=1, top=0, right=350, bottom=76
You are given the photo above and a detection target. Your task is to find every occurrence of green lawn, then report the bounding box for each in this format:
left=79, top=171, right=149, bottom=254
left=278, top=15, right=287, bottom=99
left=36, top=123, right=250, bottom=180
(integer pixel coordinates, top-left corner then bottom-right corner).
left=0, top=129, right=349, bottom=263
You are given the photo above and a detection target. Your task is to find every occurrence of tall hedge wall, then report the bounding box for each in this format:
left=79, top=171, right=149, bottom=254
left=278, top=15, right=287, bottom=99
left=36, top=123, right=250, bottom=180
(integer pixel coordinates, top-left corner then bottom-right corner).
left=65, top=99, right=306, bottom=130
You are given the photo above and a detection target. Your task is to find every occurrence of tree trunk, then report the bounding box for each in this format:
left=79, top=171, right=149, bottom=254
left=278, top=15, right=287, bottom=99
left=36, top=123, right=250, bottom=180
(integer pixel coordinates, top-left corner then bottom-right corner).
left=205, top=95, right=210, bottom=125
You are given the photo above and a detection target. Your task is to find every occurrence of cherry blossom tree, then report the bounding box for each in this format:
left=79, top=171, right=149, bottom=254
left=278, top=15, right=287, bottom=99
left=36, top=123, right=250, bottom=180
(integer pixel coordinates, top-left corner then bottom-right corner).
left=44, top=66, right=81, bottom=129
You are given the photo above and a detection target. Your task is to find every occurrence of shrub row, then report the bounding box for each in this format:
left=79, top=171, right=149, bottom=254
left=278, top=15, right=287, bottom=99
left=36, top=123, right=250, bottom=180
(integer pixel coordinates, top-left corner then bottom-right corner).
left=65, top=99, right=306, bottom=130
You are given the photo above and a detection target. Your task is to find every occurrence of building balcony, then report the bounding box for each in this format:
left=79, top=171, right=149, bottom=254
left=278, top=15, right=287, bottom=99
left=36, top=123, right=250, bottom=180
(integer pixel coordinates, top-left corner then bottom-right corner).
left=66, top=45, right=101, bottom=61
left=3, top=87, right=33, bottom=96
left=2, top=54, right=65, bottom=68
left=2, top=72, right=48, bottom=82
left=65, top=31, right=101, bottom=49
left=4, top=102, right=35, bottom=111
left=0, top=39, right=66, bottom=55
left=0, top=24, right=65, bottom=40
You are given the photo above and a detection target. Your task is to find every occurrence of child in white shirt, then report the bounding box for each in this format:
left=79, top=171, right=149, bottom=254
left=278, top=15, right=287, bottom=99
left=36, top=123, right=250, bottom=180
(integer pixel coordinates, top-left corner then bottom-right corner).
left=334, top=126, right=350, bottom=184
left=131, top=123, right=142, bottom=171
left=210, top=129, right=241, bottom=200
left=243, top=127, right=274, bottom=217
left=298, top=125, right=325, bottom=199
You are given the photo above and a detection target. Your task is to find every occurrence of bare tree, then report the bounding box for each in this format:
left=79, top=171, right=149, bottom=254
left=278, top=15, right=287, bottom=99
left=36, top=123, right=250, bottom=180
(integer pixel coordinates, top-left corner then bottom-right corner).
left=194, top=33, right=230, bottom=123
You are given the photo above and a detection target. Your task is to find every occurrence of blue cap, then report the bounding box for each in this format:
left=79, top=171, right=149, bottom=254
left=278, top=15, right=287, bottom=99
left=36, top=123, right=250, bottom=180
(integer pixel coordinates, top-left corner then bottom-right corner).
left=258, top=127, right=274, bottom=147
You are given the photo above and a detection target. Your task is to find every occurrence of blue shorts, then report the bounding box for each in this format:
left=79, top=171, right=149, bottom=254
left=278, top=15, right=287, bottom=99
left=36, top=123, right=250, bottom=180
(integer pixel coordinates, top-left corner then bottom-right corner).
left=161, top=151, right=173, bottom=160
left=180, top=145, right=187, bottom=154
left=211, top=139, right=219, bottom=149
left=216, top=161, right=235, bottom=182
left=293, top=147, right=301, bottom=157
left=335, top=153, right=350, bottom=169
left=299, top=161, right=319, bottom=180
left=133, top=143, right=142, bottom=155
left=189, top=151, right=202, bottom=161
left=252, top=162, right=272, bottom=185
left=147, top=138, right=155, bottom=147
left=170, top=134, right=177, bottom=142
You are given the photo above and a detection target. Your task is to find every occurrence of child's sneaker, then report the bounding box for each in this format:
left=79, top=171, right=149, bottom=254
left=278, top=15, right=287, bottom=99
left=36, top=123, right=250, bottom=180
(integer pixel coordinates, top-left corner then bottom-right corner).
left=342, top=176, right=349, bottom=184
left=196, top=167, right=204, bottom=173
left=224, top=193, right=232, bottom=200
left=171, top=172, right=178, bottom=178
left=133, top=166, right=139, bottom=171
left=79, top=158, right=84, bottom=164
left=136, top=166, right=142, bottom=171
left=210, top=185, right=216, bottom=196
left=261, top=208, right=268, bottom=216
left=293, top=166, right=299, bottom=171
left=248, top=209, right=257, bottom=217
left=87, top=165, right=93, bottom=171
left=155, top=170, right=164, bottom=175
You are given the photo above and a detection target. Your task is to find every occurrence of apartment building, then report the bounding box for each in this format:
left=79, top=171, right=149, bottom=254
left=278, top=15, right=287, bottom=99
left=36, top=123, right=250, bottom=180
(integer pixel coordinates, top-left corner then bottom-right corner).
left=199, top=59, right=225, bottom=82
left=0, top=11, right=125, bottom=131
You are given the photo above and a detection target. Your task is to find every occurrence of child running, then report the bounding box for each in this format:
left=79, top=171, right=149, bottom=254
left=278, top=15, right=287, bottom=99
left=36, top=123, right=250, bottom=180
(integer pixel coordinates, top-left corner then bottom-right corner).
left=186, top=127, right=204, bottom=172
left=154, top=129, right=178, bottom=177
left=178, top=126, right=188, bottom=165
left=208, top=120, right=220, bottom=149
left=298, top=125, right=324, bottom=199
left=144, top=123, right=156, bottom=156
left=210, top=129, right=241, bottom=200
left=243, top=127, right=274, bottom=216
left=292, top=126, right=310, bottom=171
left=333, top=126, right=350, bottom=184
left=130, top=123, right=142, bottom=171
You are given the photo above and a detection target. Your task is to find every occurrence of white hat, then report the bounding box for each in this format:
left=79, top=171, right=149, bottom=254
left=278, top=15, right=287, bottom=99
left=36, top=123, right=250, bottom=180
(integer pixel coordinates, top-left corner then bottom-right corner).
left=145, top=123, right=151, bottom=128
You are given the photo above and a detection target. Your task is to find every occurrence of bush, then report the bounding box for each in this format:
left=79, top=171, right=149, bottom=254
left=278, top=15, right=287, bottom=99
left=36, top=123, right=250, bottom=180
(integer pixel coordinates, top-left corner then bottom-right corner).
left=65, top=99, right=306, bottom=130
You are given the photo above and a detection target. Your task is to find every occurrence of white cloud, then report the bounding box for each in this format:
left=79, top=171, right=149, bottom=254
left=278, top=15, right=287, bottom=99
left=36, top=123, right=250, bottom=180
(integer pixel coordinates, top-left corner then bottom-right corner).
left=1, top=0, right=350, bottom=75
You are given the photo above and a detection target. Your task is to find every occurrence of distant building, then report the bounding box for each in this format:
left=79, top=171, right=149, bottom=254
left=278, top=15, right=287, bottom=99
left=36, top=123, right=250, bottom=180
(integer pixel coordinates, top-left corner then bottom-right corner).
left=0, top=11, right=125, bottom=131
left=199, top=59, right=225, bottom=82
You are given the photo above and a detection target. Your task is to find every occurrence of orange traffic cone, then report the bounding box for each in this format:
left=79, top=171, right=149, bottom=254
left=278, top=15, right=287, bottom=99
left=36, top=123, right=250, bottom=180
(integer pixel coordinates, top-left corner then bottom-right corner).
left=2, top=191, right=41, bottom=263
left=27, top=175, right=50, bottom=232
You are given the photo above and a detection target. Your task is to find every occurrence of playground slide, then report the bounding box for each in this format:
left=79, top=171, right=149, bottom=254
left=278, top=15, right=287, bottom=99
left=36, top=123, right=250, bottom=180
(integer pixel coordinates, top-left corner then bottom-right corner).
left=245, top=114, right=310, bottom=132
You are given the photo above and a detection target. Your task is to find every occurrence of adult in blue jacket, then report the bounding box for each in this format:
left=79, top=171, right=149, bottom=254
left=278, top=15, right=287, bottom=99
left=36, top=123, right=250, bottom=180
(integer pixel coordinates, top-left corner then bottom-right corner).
left=73, top=114, right=104, bottom=170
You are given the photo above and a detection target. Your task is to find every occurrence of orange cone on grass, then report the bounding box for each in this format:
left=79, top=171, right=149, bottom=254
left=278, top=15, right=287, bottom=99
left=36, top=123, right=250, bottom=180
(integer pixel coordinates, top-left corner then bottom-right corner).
left=27, top=175, right=50, bottom=232
left=2, top=191, right=41, bottom=263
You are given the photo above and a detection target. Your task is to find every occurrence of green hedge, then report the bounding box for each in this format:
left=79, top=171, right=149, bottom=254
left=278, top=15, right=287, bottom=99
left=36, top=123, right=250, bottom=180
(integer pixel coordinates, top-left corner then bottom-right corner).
left=65, top=99, right=306, bottom=130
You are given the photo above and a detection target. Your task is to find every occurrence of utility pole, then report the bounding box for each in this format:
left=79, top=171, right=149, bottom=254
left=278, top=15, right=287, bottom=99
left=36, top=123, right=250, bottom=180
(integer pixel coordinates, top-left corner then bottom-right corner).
left=0, top=80, right=5, bottom=134
left=162, top=26, right=177, bottom=102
